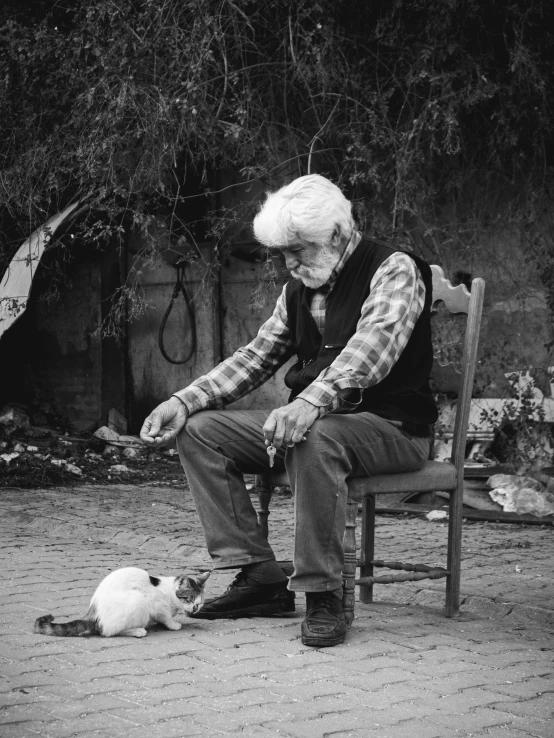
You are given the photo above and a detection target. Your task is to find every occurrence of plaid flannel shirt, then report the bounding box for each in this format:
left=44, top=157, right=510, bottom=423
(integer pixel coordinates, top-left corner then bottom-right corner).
left=173, top=238, right=426, bottom=417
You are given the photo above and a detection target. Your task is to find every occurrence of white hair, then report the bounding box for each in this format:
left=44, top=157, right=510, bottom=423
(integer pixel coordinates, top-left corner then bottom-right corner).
left=252, top=174, right=354, bottom=249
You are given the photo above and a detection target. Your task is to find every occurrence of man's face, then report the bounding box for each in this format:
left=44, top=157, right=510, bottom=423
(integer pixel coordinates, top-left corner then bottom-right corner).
left=272, top=239, right=341, bottom=288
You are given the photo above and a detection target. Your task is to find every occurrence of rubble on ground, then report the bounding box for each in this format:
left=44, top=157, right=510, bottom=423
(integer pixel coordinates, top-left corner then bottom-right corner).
left=0, top=404, right=183, bottom=488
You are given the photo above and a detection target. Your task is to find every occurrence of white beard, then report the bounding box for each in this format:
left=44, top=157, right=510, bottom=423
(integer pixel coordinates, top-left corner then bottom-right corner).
left=291, top=246, right=341, bottom=288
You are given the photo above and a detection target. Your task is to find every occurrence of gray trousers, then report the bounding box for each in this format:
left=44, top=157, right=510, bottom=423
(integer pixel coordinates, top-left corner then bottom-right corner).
left=177, top=409, right=430, bottom=593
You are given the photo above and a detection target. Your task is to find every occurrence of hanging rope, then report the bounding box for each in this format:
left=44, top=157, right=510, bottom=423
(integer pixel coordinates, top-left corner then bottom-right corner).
left=158, top=257, right=197, bottom=364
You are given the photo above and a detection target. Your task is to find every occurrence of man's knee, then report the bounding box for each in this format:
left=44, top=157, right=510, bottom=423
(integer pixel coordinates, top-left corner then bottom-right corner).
left=178, top=409, right=260, bottom=447
left=178, top=410, right=224, bottom=451
left=288, top=417, right=341, bottom=457
left=302, top=416, right=342, bottom=445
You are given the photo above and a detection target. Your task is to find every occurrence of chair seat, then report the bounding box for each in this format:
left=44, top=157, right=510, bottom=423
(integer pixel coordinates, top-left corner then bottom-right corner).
left=347, top=460, right=456, bottom=500
left=259, top=459, right=456, bottom=499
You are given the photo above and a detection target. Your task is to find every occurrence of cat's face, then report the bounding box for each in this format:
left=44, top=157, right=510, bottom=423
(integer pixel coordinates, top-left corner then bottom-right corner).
left=175, top=571, right=210, bottom=615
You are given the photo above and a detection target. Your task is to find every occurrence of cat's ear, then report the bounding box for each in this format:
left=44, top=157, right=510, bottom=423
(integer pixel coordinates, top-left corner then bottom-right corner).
left=195, top=570, right=211, bottom=586
left=176, top=573, right=189, bottom=588
left=176, top=571, right=210, bottom=588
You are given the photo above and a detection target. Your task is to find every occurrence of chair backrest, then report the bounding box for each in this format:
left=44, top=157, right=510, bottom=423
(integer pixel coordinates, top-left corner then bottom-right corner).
left=430, top=265, right=486, bottom=477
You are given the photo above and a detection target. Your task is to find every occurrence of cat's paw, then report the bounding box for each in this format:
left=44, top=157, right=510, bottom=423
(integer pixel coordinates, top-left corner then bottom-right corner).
left=120, top=627, right=148, bottom=638
left=166, top=621, right=182, bottom=631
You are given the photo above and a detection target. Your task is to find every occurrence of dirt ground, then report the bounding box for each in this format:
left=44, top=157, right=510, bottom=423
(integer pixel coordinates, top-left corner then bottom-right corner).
left=0, top=423, right=185, bottom=489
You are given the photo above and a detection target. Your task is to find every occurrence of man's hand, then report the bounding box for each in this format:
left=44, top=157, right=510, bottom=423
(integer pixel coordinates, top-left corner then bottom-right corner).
left=140, top=397, right=188, bottom=446
left=263, top=398, right=319, bottom=449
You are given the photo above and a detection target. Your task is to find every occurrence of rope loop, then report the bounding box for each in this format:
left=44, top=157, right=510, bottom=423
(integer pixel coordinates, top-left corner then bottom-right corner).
left=158, top=258, right=197, bottom=364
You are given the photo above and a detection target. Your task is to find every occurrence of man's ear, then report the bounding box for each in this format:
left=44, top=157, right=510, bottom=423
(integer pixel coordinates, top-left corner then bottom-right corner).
left=330, top=226, right=344, bottom=251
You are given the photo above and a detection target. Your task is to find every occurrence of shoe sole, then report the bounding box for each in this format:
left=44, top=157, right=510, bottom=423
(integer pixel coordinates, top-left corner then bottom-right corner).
left=191, top=603, right=296, bottom=620
left=301, top=633, right=346, bottom=647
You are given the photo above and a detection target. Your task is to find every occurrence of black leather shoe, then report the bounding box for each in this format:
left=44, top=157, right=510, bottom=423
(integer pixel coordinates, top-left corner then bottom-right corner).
left=301, top=591, right=347, bottom=647
left=189, top=572, right=295, bottom=619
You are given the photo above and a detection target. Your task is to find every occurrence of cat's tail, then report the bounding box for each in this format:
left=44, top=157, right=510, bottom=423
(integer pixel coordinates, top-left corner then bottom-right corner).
left=34, top=614, right=101, bottom=637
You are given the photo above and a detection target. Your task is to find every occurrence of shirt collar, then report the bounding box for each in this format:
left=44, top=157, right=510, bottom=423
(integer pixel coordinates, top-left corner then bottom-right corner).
left=326, top=231, right=361, bottom=290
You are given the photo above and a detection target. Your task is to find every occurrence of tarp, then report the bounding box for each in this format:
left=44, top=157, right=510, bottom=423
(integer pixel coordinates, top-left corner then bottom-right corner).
left=0, top=201, right=80, bottom=341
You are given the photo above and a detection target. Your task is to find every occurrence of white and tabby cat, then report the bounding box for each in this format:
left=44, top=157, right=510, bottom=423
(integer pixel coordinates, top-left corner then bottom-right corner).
left=34, top=567, right=210, bottom=638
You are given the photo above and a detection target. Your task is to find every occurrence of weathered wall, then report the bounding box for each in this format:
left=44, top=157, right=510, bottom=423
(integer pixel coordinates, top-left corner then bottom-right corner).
left=25, top=253, right=103, bottom=431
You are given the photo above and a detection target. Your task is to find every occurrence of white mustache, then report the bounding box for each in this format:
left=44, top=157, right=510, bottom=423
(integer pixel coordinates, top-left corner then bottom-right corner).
left=290, top=249, right=339, bottom=288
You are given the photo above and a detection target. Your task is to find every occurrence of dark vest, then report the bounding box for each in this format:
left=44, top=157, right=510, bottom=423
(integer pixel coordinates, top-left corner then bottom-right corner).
left=284, top=239, right=438, bottom=426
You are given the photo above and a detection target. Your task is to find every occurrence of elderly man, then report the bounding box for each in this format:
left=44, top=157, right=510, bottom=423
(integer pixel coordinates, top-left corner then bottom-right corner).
left=140, top=174, right=437, bottom=647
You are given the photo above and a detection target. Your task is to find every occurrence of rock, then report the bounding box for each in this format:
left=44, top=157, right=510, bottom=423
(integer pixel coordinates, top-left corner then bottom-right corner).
left=13, top=443, right=26, bottom=453
left=108, top=408, right=127, bottom=435
left=26, top=446, right=39, bottom=452
left=102, top=445, right=121, bottom=457
left=426, top=510, right=448, bottom=521
left=93, top=426, right=120, bottom=442
left=110, top=464, right=134, bottom=474
left=0, top=405, right=30, bottom=434
left=122, top=447, right=140, bottom=459
left=1, top=452, right=20, bottom=465
left=65, top=463, right=83, bottom=476
left=85, top=451, right=103, bottom=460
left=50, top=458, right=82, bottom=476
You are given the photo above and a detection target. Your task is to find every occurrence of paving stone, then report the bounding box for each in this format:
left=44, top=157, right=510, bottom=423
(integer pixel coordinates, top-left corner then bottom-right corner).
left=193, top=700, right=339, bottom=732
left=39, top=677, right=134, bottom=698
left=0, top=704, right=56, bottom=725
left=327, top=721, right=464, bottom=738
left=490, top=676, right=554, bottom=698
left=492, top=693, right=554, bottom=720
left=426, top=706, right=515, bottom=731
left=483, top=729, right=551, bottom=738
left=489, top=715, right=554, bottom=738
left=264, top=710, right=398, bottom=737
left=20, top=715, right=132, bottom=738
left=103, top=700, right=205, bottom=725
left=416, top=686, right=515, bottom=712
left=0, top=726, right=41, bottom=738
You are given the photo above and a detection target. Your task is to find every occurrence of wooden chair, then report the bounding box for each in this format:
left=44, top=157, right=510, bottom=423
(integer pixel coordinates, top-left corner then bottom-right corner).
left=254, top=264, right=486, bottom=624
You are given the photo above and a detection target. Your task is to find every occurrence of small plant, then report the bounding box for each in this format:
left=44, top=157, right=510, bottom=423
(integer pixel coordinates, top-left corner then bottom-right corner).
left=479, top=369, right=554, bottom=471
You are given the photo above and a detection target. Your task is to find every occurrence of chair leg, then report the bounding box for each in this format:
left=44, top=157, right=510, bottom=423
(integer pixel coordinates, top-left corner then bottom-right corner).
left=342, top=498, right=358, bottom=626
left=255, top=474, right=272, bottom=540
left=359, top=496, right=375, bottom=604
left=446, top=476, right=463, bottom=617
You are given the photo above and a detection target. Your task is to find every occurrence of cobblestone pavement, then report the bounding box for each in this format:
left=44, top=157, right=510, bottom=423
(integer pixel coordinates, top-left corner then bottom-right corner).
left=1, top=482, right=553, bottom=738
